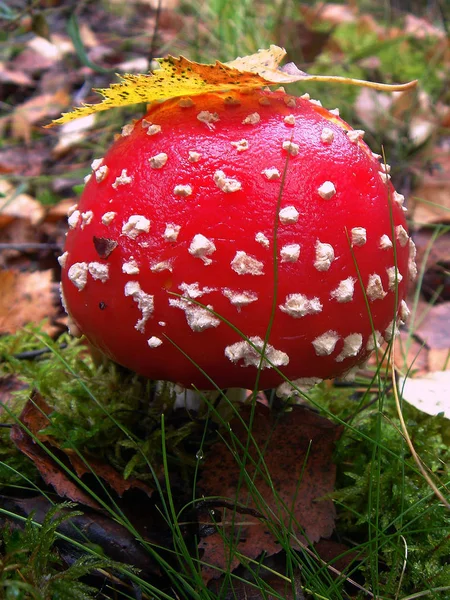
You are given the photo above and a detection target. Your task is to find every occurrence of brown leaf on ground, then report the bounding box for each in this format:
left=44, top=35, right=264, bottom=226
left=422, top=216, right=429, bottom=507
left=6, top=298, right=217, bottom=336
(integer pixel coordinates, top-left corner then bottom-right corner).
left=415, top=302, right=450, bottom=351
left=412, top=147, right=450, bottom=225
left=9, top=89, right=69, bottom=144
left=0, top=375, right=29, bottom=416
left=198, top=404, right=341, bottom=582
left=11, top=391, right=154, bottom=503
left=10, top=393, right=101, bottom=510
left=0, top=270, right=57, bottom=335
left=0, top=180, right=44, bottom=226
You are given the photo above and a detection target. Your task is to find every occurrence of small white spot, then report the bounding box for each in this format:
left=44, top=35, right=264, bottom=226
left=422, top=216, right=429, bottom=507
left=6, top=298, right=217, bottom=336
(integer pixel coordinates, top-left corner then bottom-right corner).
left=149, top=153, right=168, bottom=169
left=384, top=319, right=399, bottom=342
left=188, top=151, right=202, bottom=162
left=330, top=277, right=356, bottom=303
left=189, top=234, right=216, bottom=265
left=68, top=210, right=80, bottom=229
left=282, top=140, right=299, bottom=156
left=150, top=260, right=173, bottom=273
left=284, top=96, right=296, bottom=108
left=366, top=330, right=383, bottom=351
left=88, top=262, right=109, bottom=282
left=84, top=173, right=91, bottom=184
left=312, top=331, right=340, bottom=356
left=379, top=234, right=393, bottom=249
left=169, top=298, right=220, bottom=332
left=173, top=184, right=193, bottom=197
left=225, top=336, right=289, bottom=369
left=146, top=124, right=161, bottom=136
left=309, top=98, right=322, bottom=107
left=280, top=243, right=300, bottom=263
left=255, top=232, right=270, bottom=248
left=283, top=114, right=295, bottom=125
left=231, top=139, right=249, bottom=152
left=280, top=293, right=322, bottom=318
left=178, top=97, right=194, bottom=108
left=242, top=112, right=260, bottom=125
left=408, top=238, right=417, bottom=281
left=279, top=206, right=299, bottom=224
left=121, top=123, right=134, bottom=137
left=366, top=274, right=387, bottom=301
left=321, top=128, right=334, bottom=143
left=158, top=321, right=166, bottom=327
left=91, top=158, right=104, bottom=171
left=372, top=152, right=382, bottom=160
left=329, top=108, right=340, bottom=116
left=124, top=281, right=154, bottom=333
left=258, top=96, right=271, bottom=106
left=163, top=223, right=181, bottom=242
left=276, top=377, right=323, bottom=398
left=80, top=211, right=93, bottom=229
left=351, top=227, right=367, bottom=247
left=347, top=129, right=365, bottom=143
left=380, top=162, right=391, bottom=173
left=101, top=211, right=116, bottom=226
left=214, top=170, right=242, bottom=193
left=58, top=251, right=68, bottom=268
left=314, top=241, right=335, bottom=272
left=68, top=262, right=88, bottom=291
left=336, top=333, right=363, bottom=362
left=112, top=169, right=132, bottom=189
left=95, top=165, right=109, bottom=183
left=262, top=167, right=281, bottom=181
left=276, top=87, right=286, bottom=93
left=223, top=289, right=258, bottom=310
left=393, top=191, right=405, bottom=207
left=231, top=251, right=264, bottom=276
left=300, top=93, right=310, bottom=100
left=318, top=181, right=336, bottom=200
left=197, top=111, right=219, bottom=128
left=400, top=300, right=410, bottom=323
left=396, top=225, right=409, bottom=247
left=67, top=204, right=78, bottom=217
left=148, top=336, right=163, bottom=348
left=386, top=266, right=403, bottom=291
left=122, top=258, right=140, bottom=275
left=122, top=215, right=151, bottom=239
left=379, top=172, right=391, bottom=183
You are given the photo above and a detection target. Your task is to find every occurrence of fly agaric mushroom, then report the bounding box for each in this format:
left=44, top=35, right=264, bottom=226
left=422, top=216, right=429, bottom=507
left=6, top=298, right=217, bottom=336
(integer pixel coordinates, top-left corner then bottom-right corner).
left=59, top=87, right=415, bottom=395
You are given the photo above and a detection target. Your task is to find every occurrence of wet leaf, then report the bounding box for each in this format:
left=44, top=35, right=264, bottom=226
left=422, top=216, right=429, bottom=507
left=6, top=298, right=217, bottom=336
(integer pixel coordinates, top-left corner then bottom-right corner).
left=198, top=404, right=341, bottom=582
left=47, top=45, right=417, bottom=126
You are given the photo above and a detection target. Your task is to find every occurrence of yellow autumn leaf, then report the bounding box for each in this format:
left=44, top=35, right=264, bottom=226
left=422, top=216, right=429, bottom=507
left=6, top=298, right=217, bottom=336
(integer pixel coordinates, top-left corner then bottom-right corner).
left=48, top=45, right=417, bottom=127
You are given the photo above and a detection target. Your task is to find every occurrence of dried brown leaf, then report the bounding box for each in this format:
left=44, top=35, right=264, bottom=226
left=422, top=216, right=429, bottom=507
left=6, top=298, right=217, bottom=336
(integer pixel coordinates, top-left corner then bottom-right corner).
left=0, top=269, right=57, bottom=335
left=198, top=404, right=341, bottom=582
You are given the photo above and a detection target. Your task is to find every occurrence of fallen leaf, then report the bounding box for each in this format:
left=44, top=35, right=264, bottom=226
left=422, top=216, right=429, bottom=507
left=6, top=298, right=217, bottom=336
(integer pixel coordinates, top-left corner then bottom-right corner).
left=0, top=63, right=34, bottom=87
left=0, top=180, right=44, bottom=226
left=198, top=404, right=341, bottom=582
left=0, top=375, right=29, bottom=416
left=412, top=148, right=450, bottom=225
left=0, top=270, right=57, bottom=335
left=47, top=46, right=416, bottom=126
left=11, top=89, right=69, bottom=143
left=399, top=371, right=450, bottom=418
left=415, top=302, right=450, bottom=350
left=10, top=394, right=101, bottom=510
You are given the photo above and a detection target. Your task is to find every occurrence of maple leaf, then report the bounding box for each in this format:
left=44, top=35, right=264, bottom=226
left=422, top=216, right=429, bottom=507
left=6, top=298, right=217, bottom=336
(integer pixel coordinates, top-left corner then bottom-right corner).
left=47, top=45, right=417, bottom=127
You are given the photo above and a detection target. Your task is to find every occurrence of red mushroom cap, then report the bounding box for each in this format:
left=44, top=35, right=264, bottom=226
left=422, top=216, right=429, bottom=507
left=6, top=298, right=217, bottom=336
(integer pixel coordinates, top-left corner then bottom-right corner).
left=60, top=88, right=415, bottom=393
